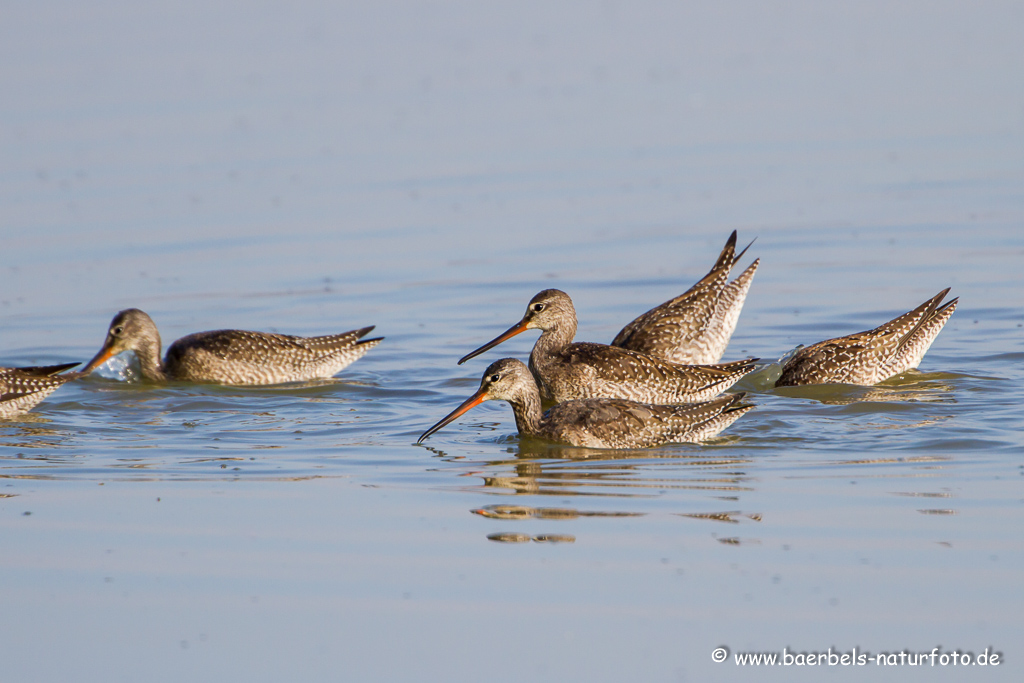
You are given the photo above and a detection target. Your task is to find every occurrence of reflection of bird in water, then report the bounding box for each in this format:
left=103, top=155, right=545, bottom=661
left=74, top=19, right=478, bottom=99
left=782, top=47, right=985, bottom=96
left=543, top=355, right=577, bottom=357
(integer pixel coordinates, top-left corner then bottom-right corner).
left=776, top=289, right=957, bottom=386
left=612, top=230, right=759, bottom=365
left=458, top=289, right=756, bottom=404
left=472, top=504, right=644, bottom=520
left=419, top=358, right=753, bottom=449
left=770, top=376, right=958, bottom=405
left=81, top=308, right=382, bottom=385
left=1, top=363, right=80, bottom=418
left=481, top=475, right=542, bottom=495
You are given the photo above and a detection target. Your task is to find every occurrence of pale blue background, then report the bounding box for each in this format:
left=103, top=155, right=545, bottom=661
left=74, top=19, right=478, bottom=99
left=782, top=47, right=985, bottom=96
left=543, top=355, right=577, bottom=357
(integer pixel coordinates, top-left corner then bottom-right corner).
left=2, top=2, right=1022, bottom=682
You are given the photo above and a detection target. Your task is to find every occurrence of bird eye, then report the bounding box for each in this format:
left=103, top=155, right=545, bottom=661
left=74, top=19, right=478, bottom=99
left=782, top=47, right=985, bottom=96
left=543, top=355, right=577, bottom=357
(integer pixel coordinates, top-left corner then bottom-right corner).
left=113, top=326, right=124, bottom=335
left=489, top=374, right=500, bottom=382
left=532, top=303, right=545, bottom=312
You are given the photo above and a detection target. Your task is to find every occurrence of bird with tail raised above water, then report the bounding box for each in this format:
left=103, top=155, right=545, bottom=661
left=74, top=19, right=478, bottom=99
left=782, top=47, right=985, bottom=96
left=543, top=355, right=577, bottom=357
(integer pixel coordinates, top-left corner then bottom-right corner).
left=1, top=362, right=81, bottom=418
left=612, top=230, right=759, bottom=365
left=458, top=289, right=757, bottom=404
left=419, top=358, right=753, bottom=449
left=81, top=309, right=382, bottom=385
left=776, top=288, right=957, bottom=386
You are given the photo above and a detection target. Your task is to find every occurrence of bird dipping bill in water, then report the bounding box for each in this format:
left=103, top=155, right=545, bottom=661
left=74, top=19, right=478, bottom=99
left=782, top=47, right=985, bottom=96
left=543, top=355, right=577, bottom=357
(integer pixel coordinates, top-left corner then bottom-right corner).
left=80, top=309, right=382, bottom=385
left=0, top=362, right=81, bottom=418
left=776, top=288, right=958, bottom=386
left=419, top=358, right=753, bottom=449
left=458, top=289, right=757, bottom=405
left=612, top=230, right=759, bottom=365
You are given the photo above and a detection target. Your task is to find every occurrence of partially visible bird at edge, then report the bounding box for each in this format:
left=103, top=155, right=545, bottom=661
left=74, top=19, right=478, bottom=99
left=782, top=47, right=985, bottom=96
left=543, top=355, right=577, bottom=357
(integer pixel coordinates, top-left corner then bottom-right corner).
left=0, top=362, right=81, bottom=419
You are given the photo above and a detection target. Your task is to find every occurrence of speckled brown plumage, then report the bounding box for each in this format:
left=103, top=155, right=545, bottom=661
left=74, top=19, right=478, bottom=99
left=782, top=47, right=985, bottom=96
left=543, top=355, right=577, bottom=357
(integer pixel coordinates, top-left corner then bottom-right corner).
left=612, top=230, right=759, bottom=365
left=81, top=309, right=382, bottom=385
left=776, top=288, right=958, bottom=386
left=419, top=358, right=753, bottom=448
left=458, top=289, right=757, bottom=404
left=0, top=362, right=80, bottom=418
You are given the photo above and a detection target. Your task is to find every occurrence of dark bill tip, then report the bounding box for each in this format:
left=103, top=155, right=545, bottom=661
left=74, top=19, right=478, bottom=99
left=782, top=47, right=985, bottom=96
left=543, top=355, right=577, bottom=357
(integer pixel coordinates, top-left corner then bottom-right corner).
left=456, top=320, right=529, bottom=365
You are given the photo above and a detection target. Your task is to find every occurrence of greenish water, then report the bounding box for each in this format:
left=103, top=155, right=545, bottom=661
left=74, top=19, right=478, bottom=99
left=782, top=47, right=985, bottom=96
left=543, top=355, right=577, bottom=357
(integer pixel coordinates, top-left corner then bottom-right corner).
left=2, top=2, right=1023, bottom=681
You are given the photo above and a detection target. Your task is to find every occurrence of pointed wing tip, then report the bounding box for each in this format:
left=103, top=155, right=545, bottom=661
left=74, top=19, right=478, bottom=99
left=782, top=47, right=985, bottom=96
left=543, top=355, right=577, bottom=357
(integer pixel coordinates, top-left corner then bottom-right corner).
left=734, top=237, right=757, bottom=263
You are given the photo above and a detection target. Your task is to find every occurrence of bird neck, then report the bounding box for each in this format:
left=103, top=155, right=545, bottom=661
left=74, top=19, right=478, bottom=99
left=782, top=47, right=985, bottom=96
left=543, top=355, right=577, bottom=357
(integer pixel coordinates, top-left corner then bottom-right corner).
left=531, top=313, right=576, bottom=367
left=507, top=377, right=545, bottom=437
left=133, top=336, right=168, bottom=382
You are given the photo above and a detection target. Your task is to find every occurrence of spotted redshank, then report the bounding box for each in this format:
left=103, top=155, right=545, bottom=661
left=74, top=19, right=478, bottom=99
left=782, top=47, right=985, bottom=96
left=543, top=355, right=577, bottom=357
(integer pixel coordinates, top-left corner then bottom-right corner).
left=81, top=309, right=382, bottom=385
left=458, top=289, right=756, bottom=404
left=613, top=230, right=759, bottom=364
left=419, top=358, right=753, bottom=448
left=776, top=288, right=957, bottom=386
left=0, top=362, right=80, bottom=418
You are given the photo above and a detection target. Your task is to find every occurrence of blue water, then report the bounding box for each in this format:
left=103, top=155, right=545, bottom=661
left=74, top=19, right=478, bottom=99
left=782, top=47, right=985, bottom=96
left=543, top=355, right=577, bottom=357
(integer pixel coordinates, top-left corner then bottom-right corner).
left=2, top=2, right=1023, bottom=681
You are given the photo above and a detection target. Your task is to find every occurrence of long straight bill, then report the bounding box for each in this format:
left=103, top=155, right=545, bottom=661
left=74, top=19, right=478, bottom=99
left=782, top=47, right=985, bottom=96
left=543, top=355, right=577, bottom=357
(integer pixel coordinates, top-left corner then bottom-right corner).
left=80, top=344, right=117, bottom=375
left=457, top=320, right=530, bottom=365
left=417, top=389, right=491, bottom=442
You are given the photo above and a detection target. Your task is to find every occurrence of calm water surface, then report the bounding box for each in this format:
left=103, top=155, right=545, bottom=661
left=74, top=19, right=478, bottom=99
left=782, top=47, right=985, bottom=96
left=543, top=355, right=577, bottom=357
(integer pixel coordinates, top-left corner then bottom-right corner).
left=2, top=2, right=1023, bottom=682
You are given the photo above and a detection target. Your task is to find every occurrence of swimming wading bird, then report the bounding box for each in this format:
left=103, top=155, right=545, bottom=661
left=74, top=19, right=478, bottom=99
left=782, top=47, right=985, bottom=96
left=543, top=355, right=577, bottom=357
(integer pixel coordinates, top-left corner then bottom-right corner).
left=80, top=309, right=382, bottom=385
left=457, top=289, right=757, bottom=404
left=612, top=230, right=759, bottom=365
left=0, top=363, right=81, bottom=418
left=419, top=358, right=753, bottom=448
left=775, top=288, right=958, bottom=386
